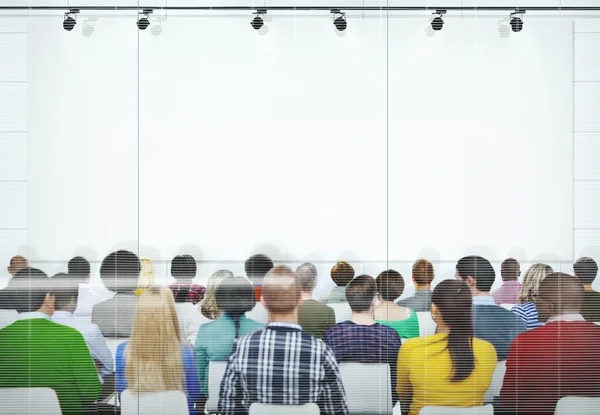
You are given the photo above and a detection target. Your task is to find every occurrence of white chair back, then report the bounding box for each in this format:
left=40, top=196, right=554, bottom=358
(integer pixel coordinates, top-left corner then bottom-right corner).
left=500, top=304, right=516, bottom=311
left=174, top=302, right=194, bottom=333
left=416, top=312, right=437, bottom=337
left=329, top=302, right=352, bottom=323
left=249, top=402, right=320, bottom=415
left=206, top=361, right=228, bottom=413
left=339, top=362, right=393, bottom=414
left=555, top=396, right=600, bottom=414
left=484, top=360, right=507, bottom=403
left=73, top=315, right=92, bottom=324
left=0, top=387, right=62, bottom=415
left=419, top=404, right=494, bottom=414
left=0, top=309, right=18, bottom=329
left=121, top=389, right=188, bottom=415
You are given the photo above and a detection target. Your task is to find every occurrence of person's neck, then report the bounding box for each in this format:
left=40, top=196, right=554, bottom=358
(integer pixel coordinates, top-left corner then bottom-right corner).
left=377, top=299, right=397, bottom=308
left=436, top=321, right=451, bottom=334
left=36, top=305, right=53, bottom=317
left=503, top=278, right=518, bottom=284
left=584, top=284, right=595, bottom=292
left=351, top=310, right=376, bottom=325
left=473, top=290, right=490, bottom=297
left=415, top=284, right=431, bottom=291
left=301, top=292, right=313, bottom=301
left=268, top=310, right=299, bottom=325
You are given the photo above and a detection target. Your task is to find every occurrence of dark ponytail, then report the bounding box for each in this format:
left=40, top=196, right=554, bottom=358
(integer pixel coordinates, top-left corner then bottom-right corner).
left=215, top=277, right=257, bottom=339
left=431, top=279, right=475, bottom=382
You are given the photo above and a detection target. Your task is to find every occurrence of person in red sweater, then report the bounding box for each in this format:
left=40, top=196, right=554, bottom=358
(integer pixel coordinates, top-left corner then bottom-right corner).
left=500, top=272, right=600, bottom=414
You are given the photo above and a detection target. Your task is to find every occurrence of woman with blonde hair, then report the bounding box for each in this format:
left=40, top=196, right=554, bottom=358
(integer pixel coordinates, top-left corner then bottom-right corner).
left=511, top=263, right=554, bottom=330
left=134, top=257, right=155, bottom=296
left=183, top=269, right=234, bottom=340
left=115, top=286, right=200, bottom=414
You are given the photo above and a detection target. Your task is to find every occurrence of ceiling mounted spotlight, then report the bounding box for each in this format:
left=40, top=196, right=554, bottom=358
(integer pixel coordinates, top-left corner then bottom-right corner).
left=431, top=10, right=446, bottom=31
left=331, top=9, right=347, bottom=32
left=137, top=9, right=153, bottom=30
left=63, top=9, right=79, bottom=31
left=251, top=9, right=267, bottom=30
left=510, top=9, right=526, bottom=32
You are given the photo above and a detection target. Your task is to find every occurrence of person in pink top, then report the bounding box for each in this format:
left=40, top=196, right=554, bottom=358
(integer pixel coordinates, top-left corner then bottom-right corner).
left=491, top=258, right=522, bottom=305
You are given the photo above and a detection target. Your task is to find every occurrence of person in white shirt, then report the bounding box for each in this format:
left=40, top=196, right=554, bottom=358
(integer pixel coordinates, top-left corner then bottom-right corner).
left=69, top=256, right=106, bottom=317
left=51, top=273, right=115, bottom=400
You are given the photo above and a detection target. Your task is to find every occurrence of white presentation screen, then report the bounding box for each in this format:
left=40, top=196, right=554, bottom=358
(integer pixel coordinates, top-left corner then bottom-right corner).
left=27, top=15, right=573, bottom=263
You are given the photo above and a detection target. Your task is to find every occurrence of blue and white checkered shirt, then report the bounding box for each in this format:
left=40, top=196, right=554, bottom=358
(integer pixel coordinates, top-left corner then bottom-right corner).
left=218, top=322, right=349, bottom=415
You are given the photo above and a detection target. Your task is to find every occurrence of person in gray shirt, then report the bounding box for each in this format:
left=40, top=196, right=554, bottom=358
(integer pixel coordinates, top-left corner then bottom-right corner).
left=397, top=259, right=434, bottom=312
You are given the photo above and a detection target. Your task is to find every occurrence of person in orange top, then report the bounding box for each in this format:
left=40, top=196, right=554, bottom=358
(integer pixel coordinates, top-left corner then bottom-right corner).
left=396, top=279, right=497, bottom=415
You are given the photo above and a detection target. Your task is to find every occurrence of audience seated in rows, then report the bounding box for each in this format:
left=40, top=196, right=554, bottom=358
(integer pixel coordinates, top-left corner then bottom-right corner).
left=0, top=255, right=29, bottom=310
left=396, top=259, right=434, bottom=311
left=456, top=256, right=526, bottom=360
left=491, top=258, right=522, bottom=305
left=70, top=256, right=106, bottom=318
left=116, top=286, right=200, bottom=415
left=324, top=274, right=402, bottom=401
left=168, top=254, right=206, bottom=304
left=184, top=269, right=234, bottom=340
left=51, top=273, right=115, bottom=399
left=195, top=277, right=263, bottom=399
left=92, top=250, right=142, bottom=337
left=511, top=263, right=553, bottom=330
left=500, top=272, right=600, bottom=414
left=374, top=269, right=419, bottom=339
left=320, top=261, right=355, bottom=304
left=397, top=279, right=497, bottom=415
left=296, top=262, right=336, bottom=339
left=573, top=256, right=600, bottom=322
left=245, top=253, right=274, bottom=302
left=0, top=268, right=101, bottom=414
left=219, top=266, right=349, bottom=415
left=135, top=257, right=156, bottom=296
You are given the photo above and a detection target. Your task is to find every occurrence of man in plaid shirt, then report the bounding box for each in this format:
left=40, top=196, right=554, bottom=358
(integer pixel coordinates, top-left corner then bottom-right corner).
left=219, top=266, right=349, bottom=415
left=168, top=254, right=206, bottom=304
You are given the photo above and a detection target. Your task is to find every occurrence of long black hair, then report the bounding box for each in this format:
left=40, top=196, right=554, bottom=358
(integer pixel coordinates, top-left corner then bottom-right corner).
left=215, top=277, right=256, bottom=338
left=431, top=279, right=475, bottom=382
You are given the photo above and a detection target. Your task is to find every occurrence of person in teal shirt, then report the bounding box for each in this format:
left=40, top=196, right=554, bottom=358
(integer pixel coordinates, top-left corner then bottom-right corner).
left=0, top=268, right=101, bottom=415
left=195, top=277, right=264, bottom=397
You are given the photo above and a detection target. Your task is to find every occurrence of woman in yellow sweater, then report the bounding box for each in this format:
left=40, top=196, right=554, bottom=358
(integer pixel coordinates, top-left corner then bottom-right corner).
left=396, top=279, right=497, bottom=415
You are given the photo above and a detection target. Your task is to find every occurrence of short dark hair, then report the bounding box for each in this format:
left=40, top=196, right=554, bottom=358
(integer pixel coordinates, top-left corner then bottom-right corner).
left=215, top=277, right=256, bottom=316
left=68, top=256, right=90, bottom=277
left=456, top=256, right=496, bottom=293
left=331, top=261, right=355, bottom=287
left=99, top=250, right=141, bottom=293
left=376, top=269, right=405, bottom=301
left=573, top=257, right=598, bottom=285
left=9, top=267, right=49, bottom=313
left=244, top=254, right=274, bottom=282
left=52, top=273, right=79, bottom=310
left=501, top=258, right=520, bottom=281
left=171, top=255, right=197, bottom=280
left=346, top=274, right=376, bottom=312
left=412, top=259, right=434, bottom=286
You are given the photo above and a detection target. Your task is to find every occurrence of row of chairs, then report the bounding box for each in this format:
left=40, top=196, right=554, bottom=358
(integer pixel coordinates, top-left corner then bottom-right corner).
left=0, top=387, right=597, bottom=415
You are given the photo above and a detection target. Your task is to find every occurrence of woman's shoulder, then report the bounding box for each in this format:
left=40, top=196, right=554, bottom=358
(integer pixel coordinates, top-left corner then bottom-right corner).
left=472, top=338, right=498, bottom=359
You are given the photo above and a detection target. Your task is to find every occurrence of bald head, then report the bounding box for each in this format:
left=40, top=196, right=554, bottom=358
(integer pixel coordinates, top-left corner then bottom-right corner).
left=537, top=272, right=584, bottom=322
left=261, top=265, right=302, bottom=314
left=8, top=255, right=28, bottom=277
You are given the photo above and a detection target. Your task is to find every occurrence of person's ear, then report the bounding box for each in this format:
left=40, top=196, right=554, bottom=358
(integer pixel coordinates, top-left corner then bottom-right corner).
left=45, top=293, right=56, bottom=314
left=260, top=295, right=268, bottom=310
left=430, top=303, right=440, bottom=321
left=6, top=266, right=10, bottom=276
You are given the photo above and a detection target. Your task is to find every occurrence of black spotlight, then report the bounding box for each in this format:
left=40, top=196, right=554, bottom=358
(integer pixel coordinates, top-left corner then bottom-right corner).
left=331, top=9, right=347, bottom=32
left=510, top=16, right=523, bottom=32
left=137, top=9, right=153, bottom=30
left=251, top=16, right=264, bottom=30
left=431, top=16, right=444, bottom=31
left=63, top=9, right=79, bottom=31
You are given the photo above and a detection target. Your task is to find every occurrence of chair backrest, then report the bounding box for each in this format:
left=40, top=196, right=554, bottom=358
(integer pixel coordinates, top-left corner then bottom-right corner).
left=249, top=402, right=320, bottom=415
left=0, top=387, right=62, bottom=415
left=419, top=404, right=494, bottom=415
left=0, top=309, right=18, bottom=329
left=106, top=338, right=127, bottom=366
left=174, top=302, right=194, bottom=332
left=555, top=396, right=600, bottom=414
left=483, top=360, right=507, bottom=403
left=121, top=389, right=188, bottom=415
left=206, top=361, right=229, bottom=413
left=416, top=311, right=437, bottom=337
left=500, top=304, right=516, bottom=311
left=73, top=314, right=92, bottom=324
left=339, top=362, right=393, bottom=414
left=329, top=302, right=352, bottom=323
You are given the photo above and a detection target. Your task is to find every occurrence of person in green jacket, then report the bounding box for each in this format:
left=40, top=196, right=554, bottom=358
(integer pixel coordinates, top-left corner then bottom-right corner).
left=195, top=277, right=264, bottom=398
left=0, top=268, right=101, bottom=415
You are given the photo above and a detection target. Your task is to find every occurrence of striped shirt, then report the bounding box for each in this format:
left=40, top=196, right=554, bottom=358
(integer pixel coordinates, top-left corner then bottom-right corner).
left=511, top=301, right=544, bottom=330
left=218, top=322, right=349, bottom=415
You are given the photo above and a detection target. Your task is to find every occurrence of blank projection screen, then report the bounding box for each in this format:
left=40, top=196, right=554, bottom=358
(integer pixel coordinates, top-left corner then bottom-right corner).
left=27, top=15, right=573, bottom=262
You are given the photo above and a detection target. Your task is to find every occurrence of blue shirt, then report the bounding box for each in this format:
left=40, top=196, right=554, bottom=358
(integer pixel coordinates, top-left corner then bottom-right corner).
left=116, top=341, right=200, bottom=415
left=511, top=301, right=544, bottom=330
left=473, top=302, right=526, bottom=361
